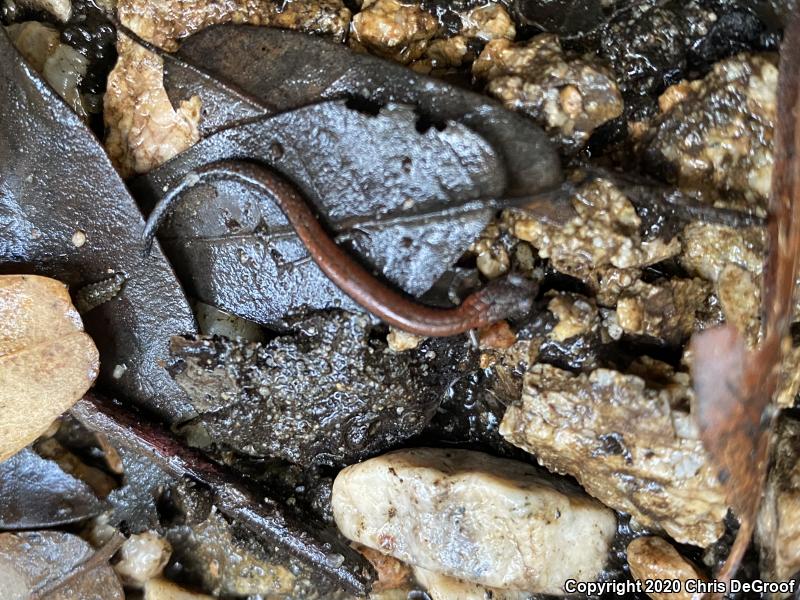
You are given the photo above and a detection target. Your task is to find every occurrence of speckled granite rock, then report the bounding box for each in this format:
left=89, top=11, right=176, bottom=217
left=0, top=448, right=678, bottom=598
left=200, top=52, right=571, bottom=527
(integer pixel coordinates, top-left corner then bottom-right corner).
left=500, top=363, right=727, bottom=546
left=104, top=35, right=200, bottom=177
left=627, top=536, right=706, bottom=600
left=506, top=177, right=680, bottom=295
left=349, top=0, right=438, bottom=64
left=614, top=278, right=711, bottom=346
left=118, top=0, right=351, bottom=51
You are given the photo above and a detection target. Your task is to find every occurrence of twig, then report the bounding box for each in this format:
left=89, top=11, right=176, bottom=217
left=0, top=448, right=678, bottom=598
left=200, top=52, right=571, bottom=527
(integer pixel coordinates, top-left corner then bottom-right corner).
left=70, top=393, right=372, bottom=595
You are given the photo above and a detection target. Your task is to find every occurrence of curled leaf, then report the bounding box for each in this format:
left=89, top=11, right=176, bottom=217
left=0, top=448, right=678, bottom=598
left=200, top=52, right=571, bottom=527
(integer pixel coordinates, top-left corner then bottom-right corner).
left=134, top=102, right=508, bottom=325
left=0, top=275, right=98, bottom=462
left=691, top=9, right=800, bottom=586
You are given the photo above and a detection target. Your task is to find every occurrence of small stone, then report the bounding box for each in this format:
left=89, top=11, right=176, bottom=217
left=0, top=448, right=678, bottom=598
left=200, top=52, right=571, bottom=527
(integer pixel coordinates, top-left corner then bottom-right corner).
left=642, top=53, right=778, bottom=209
left=500, top=363, right=727, bottom=546
left=478, top=321, right=516, bottom=350
left=104, top=36, right=201, bottom=177
left=716, top=263, right=760, bottom=344
left=600, top=4, right=686, bottom=97
left=614, top=279, right=710, bottom=346
left=387, top=328, right=424, bottom=352
left=350, top=0, right=438, bottom=64
left=13, top=0, right=71, bottom=20
left=353, top=544, right=411, bottom=592
left=324, top=553, right=344, bottom=568
left=681, top=223, right=764, bottom=283
left=507, top=177, right=680, bottom=290
left=547, top=292, right=598, bottom=342
left=118, top=0, right=350, bottom=51
left=680, top=223, right=764, bottom=345
left=332, top=448, right=616, bottom=594
left=114, top=531, right=173, bottom=588
left=71, top=230, right=86, bottom=248
left=460, top=3, right=515, bottom=42
left=144, top=577, right=214, bottom=600
left=475, top=244, right=510, bottom=279
left=474, top=35, right=623, bottom=152
left=413, top=565, right=525, bottom=600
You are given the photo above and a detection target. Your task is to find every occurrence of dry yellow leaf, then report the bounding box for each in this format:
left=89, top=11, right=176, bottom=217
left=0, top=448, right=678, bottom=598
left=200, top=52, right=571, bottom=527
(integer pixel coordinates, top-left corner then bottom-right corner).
left=0, top=275, right=99, bottom=461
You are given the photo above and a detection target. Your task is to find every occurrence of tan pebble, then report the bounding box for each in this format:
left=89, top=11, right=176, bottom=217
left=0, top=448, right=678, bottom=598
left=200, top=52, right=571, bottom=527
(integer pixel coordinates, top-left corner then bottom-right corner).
left=71, top=230, right=86, bottom=247
left=353, top=544, right=410, bottom=591
left=479, top=321, right=516, bottom=350
left=479, top=353, right=497, bottom=369
left=627, top=536, right=705, bottom=600
left=559, top=85, right=584, bottom=119
left=115, top=531, right=172, bottom=587
left=658, top=81, right=692, bottom=113
left=144, top=577, right=214, bottom=600
left=476, top=246, right=510, bottom=279
left=387, top=328, right=425, bottom=352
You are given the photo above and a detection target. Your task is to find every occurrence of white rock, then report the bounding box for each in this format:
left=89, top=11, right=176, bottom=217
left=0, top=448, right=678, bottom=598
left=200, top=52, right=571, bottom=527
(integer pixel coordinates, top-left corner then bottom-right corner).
left=332, top=448, right=616, bottom=595
left=114, top=531, right=172, bottom=587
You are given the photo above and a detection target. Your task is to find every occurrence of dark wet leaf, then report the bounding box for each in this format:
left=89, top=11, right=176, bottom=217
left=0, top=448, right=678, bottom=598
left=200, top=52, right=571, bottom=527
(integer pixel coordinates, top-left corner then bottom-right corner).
left=170, top=311, right=443, bottom=467
left=160, top=24, right=561, bottom=197
left=0, top=448, right=105, bottom=530
left=134, top=102, right=509, bottom=325
left=0, top=28, right=197, bottom=423
left=690, top=8, right=800, bottom=586
left=129, top=24, right=563, bottom=326
left=0, top=531, right=124, bottom=600
left=511, top=0, right=605, bottom=37
left=106, top=444, right=176, bottom=533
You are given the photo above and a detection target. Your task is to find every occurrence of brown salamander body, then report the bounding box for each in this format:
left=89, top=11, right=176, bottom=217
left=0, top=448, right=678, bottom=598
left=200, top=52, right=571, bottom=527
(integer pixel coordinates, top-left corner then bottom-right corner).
left=142, top=161, right=536, bottom=337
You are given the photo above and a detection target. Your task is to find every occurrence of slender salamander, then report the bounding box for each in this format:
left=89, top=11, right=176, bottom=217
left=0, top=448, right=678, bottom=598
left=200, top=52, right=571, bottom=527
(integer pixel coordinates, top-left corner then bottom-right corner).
left=142, top=160, right=536, bottom=336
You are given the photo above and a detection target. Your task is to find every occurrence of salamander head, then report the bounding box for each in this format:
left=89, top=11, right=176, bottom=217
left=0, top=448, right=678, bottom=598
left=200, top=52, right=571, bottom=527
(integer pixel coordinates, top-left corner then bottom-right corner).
left=479, top=273, right=538, bottom=324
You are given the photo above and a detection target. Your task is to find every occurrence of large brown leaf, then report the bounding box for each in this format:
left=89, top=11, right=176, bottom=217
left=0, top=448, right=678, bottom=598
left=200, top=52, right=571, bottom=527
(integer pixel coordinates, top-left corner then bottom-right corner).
left=0, top=275, right=98, bottom=461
